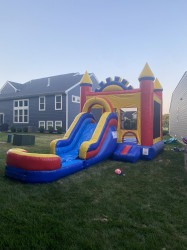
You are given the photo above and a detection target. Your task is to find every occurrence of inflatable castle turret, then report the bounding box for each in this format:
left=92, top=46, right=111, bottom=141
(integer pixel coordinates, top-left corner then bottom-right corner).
left=139, top=63, right=163, bottom=147
left=154, top=77, right=163, bottom=140
left=80, top=71, right=92, bottom=111
left=139, top=63, right=155, bottom=146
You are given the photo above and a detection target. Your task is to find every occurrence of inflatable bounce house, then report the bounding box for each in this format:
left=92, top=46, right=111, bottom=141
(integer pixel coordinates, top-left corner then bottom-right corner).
left=5, top=63, right=164, bottom=183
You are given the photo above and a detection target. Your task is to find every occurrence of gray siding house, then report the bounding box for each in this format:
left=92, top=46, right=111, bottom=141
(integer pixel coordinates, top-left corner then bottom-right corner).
left=0, top=73, right=99, bottom=132
left=169, top=72, right=187, bottom=139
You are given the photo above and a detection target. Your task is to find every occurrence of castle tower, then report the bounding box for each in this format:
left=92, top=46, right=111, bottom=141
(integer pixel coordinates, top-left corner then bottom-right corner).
left=154, top=78, right=163, bottom=139
left=139, top=63, right=155, bottom=146
left=154, top=78, right=163, bottom=98
left=80, top=71, right=92, bottom=111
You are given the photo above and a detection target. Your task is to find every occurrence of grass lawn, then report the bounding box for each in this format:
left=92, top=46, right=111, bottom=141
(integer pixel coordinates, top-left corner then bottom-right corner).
left=0, top=132, right=187, bottom=250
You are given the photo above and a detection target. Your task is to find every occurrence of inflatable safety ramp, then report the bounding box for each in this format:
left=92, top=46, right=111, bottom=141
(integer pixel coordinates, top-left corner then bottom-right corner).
left=112, top=143, right=141, bottom=163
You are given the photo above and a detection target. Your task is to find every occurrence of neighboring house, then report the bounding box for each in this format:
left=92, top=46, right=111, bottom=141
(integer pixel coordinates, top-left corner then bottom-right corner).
left=0, top=73, right=99, bottom=132
left=169, top=71, right=187, bottom=139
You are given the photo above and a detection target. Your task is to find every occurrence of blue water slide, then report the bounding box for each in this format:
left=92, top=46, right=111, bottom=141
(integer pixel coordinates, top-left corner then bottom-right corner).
left=85, top=125, right=118, bottom=167
left=5, top=112, right=118, bottom=183
left=85, top=113, right=118, bottom=155
left=55, top=112, right=118, bottom=164
left=55, top=113, right=96, bottom=163
left=55, top=113, right=95, bottom=148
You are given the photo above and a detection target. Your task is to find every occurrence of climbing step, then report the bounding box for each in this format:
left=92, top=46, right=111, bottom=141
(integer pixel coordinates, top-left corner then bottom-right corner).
left=120, top=145, right=132, bottom=155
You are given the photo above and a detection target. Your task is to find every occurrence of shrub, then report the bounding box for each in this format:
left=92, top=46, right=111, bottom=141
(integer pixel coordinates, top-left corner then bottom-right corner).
left=0, top=123, right=9, bottom=132
left=23, top=127, right=28, bottom=133
left=39, top=126, right=45, bottom=133
left=56, top=126, right=62, bottom=134
left=48, top=126, right=54, bottom=134
left=10, top=126, right=16, bottom=133
left=163, top=129, right=168, bottom=136
left=17, top=128, right=22, bottom=133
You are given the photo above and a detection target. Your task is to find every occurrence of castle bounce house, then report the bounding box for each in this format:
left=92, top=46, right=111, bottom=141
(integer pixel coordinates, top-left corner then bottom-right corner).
left=5, top=63, right=164, bottom=183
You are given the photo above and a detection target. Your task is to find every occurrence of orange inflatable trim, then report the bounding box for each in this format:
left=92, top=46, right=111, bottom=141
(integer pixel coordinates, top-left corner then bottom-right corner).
left=6, top=148, right=61, bottom=171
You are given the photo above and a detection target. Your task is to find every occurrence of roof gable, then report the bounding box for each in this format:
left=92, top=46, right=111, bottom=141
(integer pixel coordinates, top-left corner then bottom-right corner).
left=0, top=81, right=22, bottom=95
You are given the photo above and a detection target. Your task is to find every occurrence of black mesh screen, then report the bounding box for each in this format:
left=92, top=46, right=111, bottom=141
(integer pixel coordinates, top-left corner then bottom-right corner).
left=153, top=101, right=161, bottom=139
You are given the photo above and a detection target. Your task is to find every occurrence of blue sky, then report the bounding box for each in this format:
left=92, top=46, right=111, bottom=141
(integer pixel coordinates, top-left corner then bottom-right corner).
left=0, top=0, right=187, bottom=114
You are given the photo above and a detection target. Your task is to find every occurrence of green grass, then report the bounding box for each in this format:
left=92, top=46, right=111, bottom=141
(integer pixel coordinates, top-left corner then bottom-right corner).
left=0, top=132, right=187, bottom=250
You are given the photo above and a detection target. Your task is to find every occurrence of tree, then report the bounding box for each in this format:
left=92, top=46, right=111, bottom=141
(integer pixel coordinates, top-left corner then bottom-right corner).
left=163, top=114, right=169, bottom=129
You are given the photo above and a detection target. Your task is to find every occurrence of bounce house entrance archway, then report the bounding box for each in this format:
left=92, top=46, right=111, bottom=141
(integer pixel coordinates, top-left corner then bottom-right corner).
left=122, top=131, right=139, bottom=144
left=82, top=97, right=113, bottom=113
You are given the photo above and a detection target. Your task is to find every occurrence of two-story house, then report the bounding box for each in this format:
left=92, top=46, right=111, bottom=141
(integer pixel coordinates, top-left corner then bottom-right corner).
left=0, top=72, right=99, bottom=132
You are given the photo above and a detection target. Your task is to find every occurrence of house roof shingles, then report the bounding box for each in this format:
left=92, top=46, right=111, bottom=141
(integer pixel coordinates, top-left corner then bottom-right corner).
left=9, top=81, right=23, bottom=90
left=0, top=73, right=96, bottom=100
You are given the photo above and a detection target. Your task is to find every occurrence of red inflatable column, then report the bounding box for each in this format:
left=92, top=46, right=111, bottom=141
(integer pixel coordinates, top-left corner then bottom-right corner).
left=139, top=63, right=155, bottom=146
left=80, top=71, right=92, bottom=112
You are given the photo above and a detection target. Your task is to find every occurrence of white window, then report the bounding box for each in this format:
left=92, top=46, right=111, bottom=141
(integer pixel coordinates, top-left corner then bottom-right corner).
left=55, top=95, right=62, bottom=110
left=72, top=95, right=80, bottom=103
left=47, top=121, right=53, bottom=130
left=55, top=121, right=62, bottom=130
left=39, top=96, right=45, bottom=111
left=39, top=121, right=45, bottom=129
left=0, top=113, right=4, bottom=125
left=13, top=99, right=29, bottom=123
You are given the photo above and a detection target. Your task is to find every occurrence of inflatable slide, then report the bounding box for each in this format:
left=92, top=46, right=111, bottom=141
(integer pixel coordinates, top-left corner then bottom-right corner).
left=5, top=112, right=118, bottom=183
